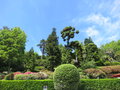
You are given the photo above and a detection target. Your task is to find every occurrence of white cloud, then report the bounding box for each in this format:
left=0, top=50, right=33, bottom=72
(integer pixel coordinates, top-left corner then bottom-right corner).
left=111, top=0, right=120, bottom=18
left=107, top=34, right=119, bottom=41
left=86, top=13, right=120, bottom=33
left=85, top=13, right=120, bottom=46
left=86, top=14, right=110, bottom=26
left=86, top=26, right=99, bottom=37
left=71, top=0, right=120, bottom=46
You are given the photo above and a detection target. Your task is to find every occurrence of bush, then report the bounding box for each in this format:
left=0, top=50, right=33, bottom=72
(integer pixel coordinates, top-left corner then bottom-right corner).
left=79, top=79, right=120, bottom=90
left=77, top=68, right=89, bottom=79
left=1, top=79, right=120, bottom=90
left=99, top=65, right=120, bottom=74
left=14, top=74, right=29, bottom=80
left=84, top=68, right=106, bottom=78
left=0, top=80, right=54, bottom=90
left=81, top=60, right=96, bottom=69
left=111, top=62, right=120, bottom=65
left=4, top=73, right=14, bottom=80
left=0, top=73, right=5, bottom=80
left=79, top=72, right=89, bottom=79
left=34, top=66, right=45, bottom=71
left=48, top=73, right=54, bottom=80
left=14, top=72, right=48, bottom=80
left=104, top=61, right=111, bottom=66
left=53, top=64, right=80, bottom=90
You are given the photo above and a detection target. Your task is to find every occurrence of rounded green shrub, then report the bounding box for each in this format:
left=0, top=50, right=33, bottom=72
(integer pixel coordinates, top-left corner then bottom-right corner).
left=53, top=64, right=80, bottom=90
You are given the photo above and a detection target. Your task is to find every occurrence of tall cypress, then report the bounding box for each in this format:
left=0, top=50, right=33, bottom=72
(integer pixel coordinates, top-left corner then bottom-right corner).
left=45, top=28, right=61, bottom=71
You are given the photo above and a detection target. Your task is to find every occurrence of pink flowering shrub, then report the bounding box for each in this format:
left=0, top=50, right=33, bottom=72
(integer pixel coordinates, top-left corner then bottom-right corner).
left=24, top=72, right=35, bottom=74
left=14, top=72, right=48, bottom=80
left=14, top=72, right=23, bottom=76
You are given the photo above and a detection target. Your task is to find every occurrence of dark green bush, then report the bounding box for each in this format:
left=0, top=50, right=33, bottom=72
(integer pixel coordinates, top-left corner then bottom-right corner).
left=53, top=64, right=80, bottom=90
left=4, top=73, right=14, bottom=80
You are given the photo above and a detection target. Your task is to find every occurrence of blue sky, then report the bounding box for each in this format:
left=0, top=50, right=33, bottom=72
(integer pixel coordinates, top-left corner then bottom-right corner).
left=0, top=0, right=120, bottom=54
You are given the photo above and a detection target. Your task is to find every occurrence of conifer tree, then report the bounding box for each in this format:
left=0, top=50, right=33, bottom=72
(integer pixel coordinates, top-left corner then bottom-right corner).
left=45, top=28, right=61, bottom=71
left=61, top=26, right=79, bottom=47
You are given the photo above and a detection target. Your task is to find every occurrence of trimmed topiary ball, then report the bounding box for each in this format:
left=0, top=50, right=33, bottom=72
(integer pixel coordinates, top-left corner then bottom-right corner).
left=53, top=64, right=80, bottom=90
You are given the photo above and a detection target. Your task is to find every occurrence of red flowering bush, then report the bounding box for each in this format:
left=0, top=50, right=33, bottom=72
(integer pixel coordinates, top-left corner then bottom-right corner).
left=111, top=73, right=120, bottom=77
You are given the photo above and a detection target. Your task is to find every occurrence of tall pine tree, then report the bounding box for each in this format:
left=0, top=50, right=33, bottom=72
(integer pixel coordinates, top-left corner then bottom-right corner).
left=45, top=28, right=61, bottom=71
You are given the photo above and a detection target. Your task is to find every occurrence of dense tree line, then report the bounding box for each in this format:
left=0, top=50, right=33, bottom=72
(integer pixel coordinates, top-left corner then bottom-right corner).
left=0, top=26, right=120, bottom=72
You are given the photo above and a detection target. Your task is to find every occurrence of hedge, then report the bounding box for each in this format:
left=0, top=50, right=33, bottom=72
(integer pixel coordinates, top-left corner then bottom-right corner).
left=0, top=80, right=54, bottom=90
left=79, top=79, right=120, bottom=90
left=0, top=79, right=120, bottom=90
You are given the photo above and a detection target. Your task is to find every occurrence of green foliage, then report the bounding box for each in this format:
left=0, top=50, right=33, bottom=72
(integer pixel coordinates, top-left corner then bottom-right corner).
left=100, top=40, right=120, bottom=63
left=14, top=74, right=28, bottom=80
left=37, top=39, right=46, bottom=59
left=84, top=37, right=93, bottom=45
left=83, top=37, right=100, bottom=67
left=111, top=62, right=120, bottom=65
left=70, top=41, right=83, bottom=67
left=0, top=73, right=5, bottom=80
left=79, top=79, right=120, bottom=90
left=104, top=61, right=111, bottom=66
left=61, top=26, right=79, bottom=47
left=34, top=66, right=45, bottom=71
left=85, top=43, right=100, bottom=62
left=53, top=64, right=80, bottom=90
left=0, top=27, right=26, bottom=72
left=48, top=73, right=54, bottom=80
left=45, top=28, right=61, bottom=71
left=81, top=60, right=96, bottom=69
left=24, top=48, right=37, bottom=71
left=1, top=79, right=120, bottom=90
left=14, top=72, right=48, bottom=80
left=59, top=44, right=72, bottom=64
left=0, top=80, right=54, bottom=90
left=4, top=73, right=14, bottom=80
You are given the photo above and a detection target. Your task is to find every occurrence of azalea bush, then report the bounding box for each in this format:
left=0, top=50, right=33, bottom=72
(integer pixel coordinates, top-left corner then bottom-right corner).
left=14, top=72, right=48, bottom=80
left=84, top=68, right=106, bottom=78
left=99, top=65, right=120, bottom=74
left=111, top=73, right=120, bottom=78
